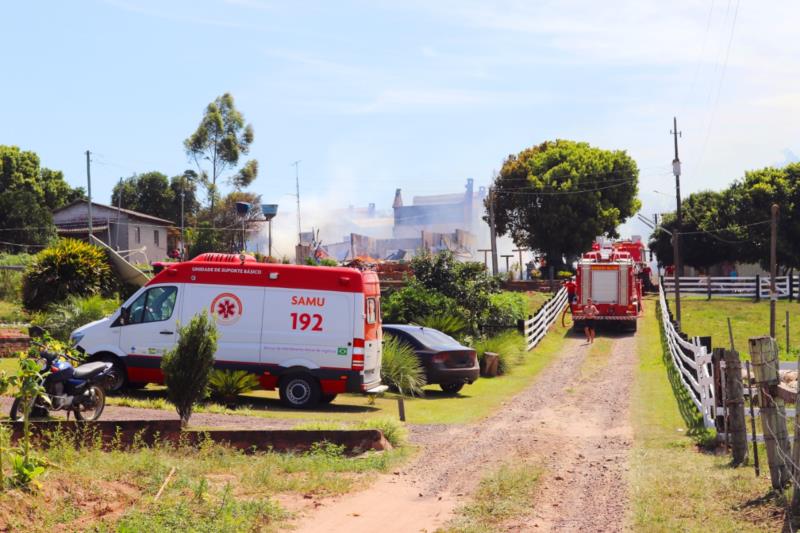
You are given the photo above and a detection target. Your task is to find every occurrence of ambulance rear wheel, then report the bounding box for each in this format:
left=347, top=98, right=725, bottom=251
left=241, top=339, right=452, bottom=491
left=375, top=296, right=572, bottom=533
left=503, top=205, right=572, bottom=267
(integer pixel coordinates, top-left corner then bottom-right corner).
left=279, top=374, right=321, bottom=409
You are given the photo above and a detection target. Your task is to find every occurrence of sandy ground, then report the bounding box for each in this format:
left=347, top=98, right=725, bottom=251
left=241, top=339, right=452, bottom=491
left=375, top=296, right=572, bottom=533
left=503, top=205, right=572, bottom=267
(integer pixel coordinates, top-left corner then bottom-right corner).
left=291, top=331, right=638, bottom=533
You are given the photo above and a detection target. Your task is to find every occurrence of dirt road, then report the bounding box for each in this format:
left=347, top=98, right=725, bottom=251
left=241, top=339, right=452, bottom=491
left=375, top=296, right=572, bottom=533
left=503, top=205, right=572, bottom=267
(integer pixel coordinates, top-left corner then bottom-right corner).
left=293, top=331, right=638, bottom=532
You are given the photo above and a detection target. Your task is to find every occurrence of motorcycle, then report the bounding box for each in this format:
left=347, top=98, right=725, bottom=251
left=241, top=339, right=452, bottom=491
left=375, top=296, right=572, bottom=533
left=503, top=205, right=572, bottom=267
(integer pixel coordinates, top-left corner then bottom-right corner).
left=10, top=341, right=114, bottom=422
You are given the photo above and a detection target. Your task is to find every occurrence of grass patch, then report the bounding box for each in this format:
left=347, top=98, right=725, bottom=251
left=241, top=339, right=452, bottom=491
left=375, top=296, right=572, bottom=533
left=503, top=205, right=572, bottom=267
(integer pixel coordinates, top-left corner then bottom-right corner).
left=526, top=291, right=554, bottom=315
left=0, top=300, right=26, bottom=323
left=628, top=296, right=783, bottom=532
left=666, top=296, right=800, bottom=360
left=442, top=462, right=542, bottom=532
left=579, top=336, right=614, bottom=378
left=0, top=432, right=408, bottom=532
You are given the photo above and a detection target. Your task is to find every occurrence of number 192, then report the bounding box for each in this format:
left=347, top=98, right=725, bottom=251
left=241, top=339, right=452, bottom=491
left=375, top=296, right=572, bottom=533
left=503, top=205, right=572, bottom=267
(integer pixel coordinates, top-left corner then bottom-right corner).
left=291, top=312, right=323, bottom=331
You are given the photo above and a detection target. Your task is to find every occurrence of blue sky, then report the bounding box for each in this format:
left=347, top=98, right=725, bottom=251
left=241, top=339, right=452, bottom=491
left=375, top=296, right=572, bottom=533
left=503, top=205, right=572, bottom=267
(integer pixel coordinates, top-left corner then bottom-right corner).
left=3, top=0, right=799, bottom=252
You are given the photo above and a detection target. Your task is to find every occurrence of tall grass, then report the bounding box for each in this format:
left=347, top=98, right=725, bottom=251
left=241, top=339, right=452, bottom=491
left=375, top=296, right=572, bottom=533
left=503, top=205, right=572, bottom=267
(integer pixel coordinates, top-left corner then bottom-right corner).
left=0, top=253, right=32, bottom=302
left=34, top=294, right=119, bottom=341
left=473, top=331, right=526, bottom=375
left=381, top=334, right=426, bottom=396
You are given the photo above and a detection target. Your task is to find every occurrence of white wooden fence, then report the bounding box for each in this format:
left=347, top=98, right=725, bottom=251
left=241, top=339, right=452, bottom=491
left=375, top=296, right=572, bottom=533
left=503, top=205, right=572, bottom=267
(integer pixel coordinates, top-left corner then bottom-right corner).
left=658, top=283, right=716, bottom=428
left=662, top=275, right=798, bottom=299
left=524, top=287, right=568, bottom=351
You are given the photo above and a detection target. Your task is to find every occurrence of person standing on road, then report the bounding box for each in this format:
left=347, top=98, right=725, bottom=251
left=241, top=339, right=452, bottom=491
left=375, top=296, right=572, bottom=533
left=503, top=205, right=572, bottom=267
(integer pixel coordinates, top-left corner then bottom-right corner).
left=583, top=298, right=599, bottom=344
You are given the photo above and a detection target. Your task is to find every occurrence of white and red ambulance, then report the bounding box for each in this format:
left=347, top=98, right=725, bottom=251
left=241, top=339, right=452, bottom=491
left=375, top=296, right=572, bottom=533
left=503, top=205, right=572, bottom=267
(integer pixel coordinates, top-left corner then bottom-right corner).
left=69, top=253, right=386, bottom=408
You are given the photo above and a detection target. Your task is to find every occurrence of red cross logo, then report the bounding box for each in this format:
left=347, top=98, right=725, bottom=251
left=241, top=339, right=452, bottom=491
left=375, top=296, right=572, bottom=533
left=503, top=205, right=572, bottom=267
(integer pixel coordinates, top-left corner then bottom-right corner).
left=210, top=293, right=243, bottom=325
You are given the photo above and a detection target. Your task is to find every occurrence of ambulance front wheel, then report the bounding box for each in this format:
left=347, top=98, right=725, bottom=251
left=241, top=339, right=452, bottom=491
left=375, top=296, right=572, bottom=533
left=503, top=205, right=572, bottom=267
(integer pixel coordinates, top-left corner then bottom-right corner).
left=279, top=374, right=321, bottom=409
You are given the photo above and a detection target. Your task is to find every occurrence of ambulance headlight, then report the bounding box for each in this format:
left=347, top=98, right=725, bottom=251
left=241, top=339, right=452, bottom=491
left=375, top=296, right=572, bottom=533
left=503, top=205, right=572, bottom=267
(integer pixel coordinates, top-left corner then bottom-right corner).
left=70, top=332, right=84, bottom=347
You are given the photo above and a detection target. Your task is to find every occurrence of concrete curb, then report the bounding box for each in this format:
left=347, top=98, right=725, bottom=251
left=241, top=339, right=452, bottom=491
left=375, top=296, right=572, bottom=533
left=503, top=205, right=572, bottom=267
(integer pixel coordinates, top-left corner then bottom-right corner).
left=4, top=419, right=391, bottom=454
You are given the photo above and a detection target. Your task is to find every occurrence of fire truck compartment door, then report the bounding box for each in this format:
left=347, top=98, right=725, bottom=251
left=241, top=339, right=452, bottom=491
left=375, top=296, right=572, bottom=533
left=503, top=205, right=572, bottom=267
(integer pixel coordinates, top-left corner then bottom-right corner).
left=591, top=269, right=619, bottom=303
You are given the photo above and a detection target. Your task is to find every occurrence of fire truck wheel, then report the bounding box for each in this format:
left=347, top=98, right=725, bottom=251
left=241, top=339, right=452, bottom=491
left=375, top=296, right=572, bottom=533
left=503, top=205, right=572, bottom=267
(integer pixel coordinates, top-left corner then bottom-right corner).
left=320, top=394, right=337, bottom=404
left=279, top=374, right=321, bottom=409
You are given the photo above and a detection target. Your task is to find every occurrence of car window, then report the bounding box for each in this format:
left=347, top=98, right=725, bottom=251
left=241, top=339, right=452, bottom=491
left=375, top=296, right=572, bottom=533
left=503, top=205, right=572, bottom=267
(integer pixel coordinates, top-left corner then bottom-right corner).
left=127, top=286, right=178, bottom=324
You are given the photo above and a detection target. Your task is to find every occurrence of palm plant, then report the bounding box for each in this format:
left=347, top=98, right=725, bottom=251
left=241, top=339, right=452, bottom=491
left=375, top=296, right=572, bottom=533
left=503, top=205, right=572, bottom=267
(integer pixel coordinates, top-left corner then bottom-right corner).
left=381, top=334, right=426, bottom=397
left=207, top=369, right=260, bottom=406
left=411, top=312, right=468, bottom=338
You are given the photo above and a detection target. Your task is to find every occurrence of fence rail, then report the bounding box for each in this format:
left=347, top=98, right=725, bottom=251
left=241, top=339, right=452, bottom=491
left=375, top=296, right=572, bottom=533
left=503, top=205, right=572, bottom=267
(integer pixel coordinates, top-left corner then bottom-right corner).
left=662, top=275, right=798, bottom=299
left=658, top=283, right=716, bottom=428
left=523, top=287, right=568, bottom=351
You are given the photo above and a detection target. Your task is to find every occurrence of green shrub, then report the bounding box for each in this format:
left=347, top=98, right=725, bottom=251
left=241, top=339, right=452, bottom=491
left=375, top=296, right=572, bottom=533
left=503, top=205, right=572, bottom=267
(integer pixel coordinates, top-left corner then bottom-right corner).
left=382, top=279, right=461, bottom=324
left=21, top=239, right=116, bottom=310
left=207, top=369, right=260, bottom=405
left=411, top=312, right=468, bottom=338
left=381, top=334, right=426, bottom=396
left=34, top=294, right=119, bottom=341
left=473, top=331, right=526, bottom=375
left=483, top=291, right=528, bottom=330
left=162, top=312, right=218, bottom=427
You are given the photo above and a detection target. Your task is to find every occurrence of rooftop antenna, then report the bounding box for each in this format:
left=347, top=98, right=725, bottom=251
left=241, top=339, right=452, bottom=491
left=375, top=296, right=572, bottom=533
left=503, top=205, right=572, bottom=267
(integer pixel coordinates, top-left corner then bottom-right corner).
left=292, top=160, right=302, bottom=245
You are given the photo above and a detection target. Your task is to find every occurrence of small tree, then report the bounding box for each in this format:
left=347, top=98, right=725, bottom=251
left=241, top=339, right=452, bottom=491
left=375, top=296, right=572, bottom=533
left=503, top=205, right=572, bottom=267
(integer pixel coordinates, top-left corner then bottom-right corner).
left=161, top=312, right=218, bottom=427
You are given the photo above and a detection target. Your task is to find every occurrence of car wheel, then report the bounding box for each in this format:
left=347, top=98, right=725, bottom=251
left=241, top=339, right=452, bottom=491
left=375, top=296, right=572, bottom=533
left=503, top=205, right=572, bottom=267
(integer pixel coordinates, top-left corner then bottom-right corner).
left=279, top=374, right=321, bottom=409
left=440, top=382, right=464, bottom=394
left=320, top=394, right=337, bottom=404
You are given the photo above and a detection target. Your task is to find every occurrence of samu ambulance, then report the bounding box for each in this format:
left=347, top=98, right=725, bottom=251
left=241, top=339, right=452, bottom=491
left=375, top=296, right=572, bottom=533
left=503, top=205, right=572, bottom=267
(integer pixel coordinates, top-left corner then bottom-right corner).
left=70, top=253, right=386, bottom=408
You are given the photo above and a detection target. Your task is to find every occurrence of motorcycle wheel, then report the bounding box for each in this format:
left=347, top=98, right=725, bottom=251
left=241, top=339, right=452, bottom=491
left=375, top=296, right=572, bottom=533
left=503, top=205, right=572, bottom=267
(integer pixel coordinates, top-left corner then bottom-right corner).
left=74, top=386, right=106, bottom=421
left=9, top=397, right=49, bottom=421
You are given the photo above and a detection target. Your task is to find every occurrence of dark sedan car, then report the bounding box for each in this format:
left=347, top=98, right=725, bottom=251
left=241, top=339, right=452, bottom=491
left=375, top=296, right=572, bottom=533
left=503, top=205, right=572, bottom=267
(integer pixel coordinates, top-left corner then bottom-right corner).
left=382, top=324, right=479, bottom=394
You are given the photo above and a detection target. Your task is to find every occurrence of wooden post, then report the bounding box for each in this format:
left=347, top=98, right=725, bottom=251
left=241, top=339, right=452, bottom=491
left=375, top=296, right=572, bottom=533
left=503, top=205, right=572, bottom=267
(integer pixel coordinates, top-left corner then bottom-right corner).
left=720, top=359, right=730, bottom=449
left=727, top=317, right=735, bottom=351
left=790, top=269, right=795, bottom=302
left=745, top=361, right=760, bottom=476
left=787, top=311, right=791, bottom=356
left=750, top=336, right=789, bottom=489
left=791, top=349, right=800, bottom=516
left=707, top=275, right=712, bottom=301
left=723, top=349, right=748, bottom=466
left=397, top=397, right=406, bottom=422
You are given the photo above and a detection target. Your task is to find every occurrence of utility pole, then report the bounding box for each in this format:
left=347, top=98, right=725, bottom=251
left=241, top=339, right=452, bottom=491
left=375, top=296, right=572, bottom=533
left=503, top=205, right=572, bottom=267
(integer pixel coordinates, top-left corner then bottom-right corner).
left=487, top=186, right=499, bottom=276
left=292, top=160, right=302, bottom=246
left=180, top=178, right=186, bottom=260
left=86, top=150, right=93, bottom=239
left=770, top=204, right=779, bottom=338
left=115, top=177, right=122, bottom=250
left=670, top=118, right=683, bottom=328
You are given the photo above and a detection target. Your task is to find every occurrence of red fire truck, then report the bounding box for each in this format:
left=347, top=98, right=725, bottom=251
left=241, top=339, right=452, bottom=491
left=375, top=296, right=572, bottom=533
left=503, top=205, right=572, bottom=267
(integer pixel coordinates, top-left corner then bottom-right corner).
left=571, top=238, right=644, bottom=332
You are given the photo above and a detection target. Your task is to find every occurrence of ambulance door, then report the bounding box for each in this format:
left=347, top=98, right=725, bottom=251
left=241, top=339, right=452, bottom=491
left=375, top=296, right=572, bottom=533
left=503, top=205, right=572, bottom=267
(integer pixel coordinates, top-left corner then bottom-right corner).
left=182, top=285, right=264, bottom=365
left=261, top=289, right=353, bottom=369
left=119, top=285, right=182, bottom=359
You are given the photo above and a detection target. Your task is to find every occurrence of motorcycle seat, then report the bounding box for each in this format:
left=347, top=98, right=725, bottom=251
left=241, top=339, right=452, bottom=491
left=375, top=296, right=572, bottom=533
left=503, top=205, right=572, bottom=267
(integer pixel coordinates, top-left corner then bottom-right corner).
left=73, top=361, right=110, bottom=380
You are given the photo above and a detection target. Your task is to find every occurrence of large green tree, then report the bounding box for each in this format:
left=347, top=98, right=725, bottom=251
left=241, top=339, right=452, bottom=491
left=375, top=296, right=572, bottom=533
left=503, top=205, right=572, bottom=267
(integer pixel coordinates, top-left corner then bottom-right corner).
left=649, top=163, right=800, bottom=271
left=490, top=140, right=640, bottom=270
left=184, top=93, right=258, bottom=220
left=0, top=145, right=83, bottom=251
left=111, top=172, right=175, bottom=221
left=648, top=190, right=739, bottom=269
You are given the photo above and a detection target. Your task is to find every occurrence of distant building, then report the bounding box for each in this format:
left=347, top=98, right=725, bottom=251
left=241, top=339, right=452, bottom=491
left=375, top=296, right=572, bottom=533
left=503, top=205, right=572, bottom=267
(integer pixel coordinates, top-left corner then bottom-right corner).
left=319, top=179, right=484, bottom=262
left=392, top=178, right=486, bottom=239
left=52, top=200, right=174, bottom=262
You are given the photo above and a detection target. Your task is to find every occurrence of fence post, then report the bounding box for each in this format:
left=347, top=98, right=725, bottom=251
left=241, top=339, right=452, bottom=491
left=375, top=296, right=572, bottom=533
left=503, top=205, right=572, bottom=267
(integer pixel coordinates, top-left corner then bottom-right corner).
left=745, top=361, right=760, bottom=476
left=750, top=336, right=789, bottom=489
left=707, top=276, right=712, bottom=301
left=790, top=269, right=794, bottom=302
left=723, top=348, right=748, bottom=466
left=791, top=349, right=800, bottom=516
left=755, top=274, right=761, bottom=302
left=712, top=348, right=725, bottom=433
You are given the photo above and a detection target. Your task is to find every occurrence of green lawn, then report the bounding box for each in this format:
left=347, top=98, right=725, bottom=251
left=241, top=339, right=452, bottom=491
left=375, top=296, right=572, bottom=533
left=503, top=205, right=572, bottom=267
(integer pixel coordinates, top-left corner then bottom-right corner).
left=526, top=291, right=555, bottom=315
left=666, top=295, right=800, bottom=359
left=0, top=358, right=17, bottom=375
left=628, top=296, right=783, bottom=532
